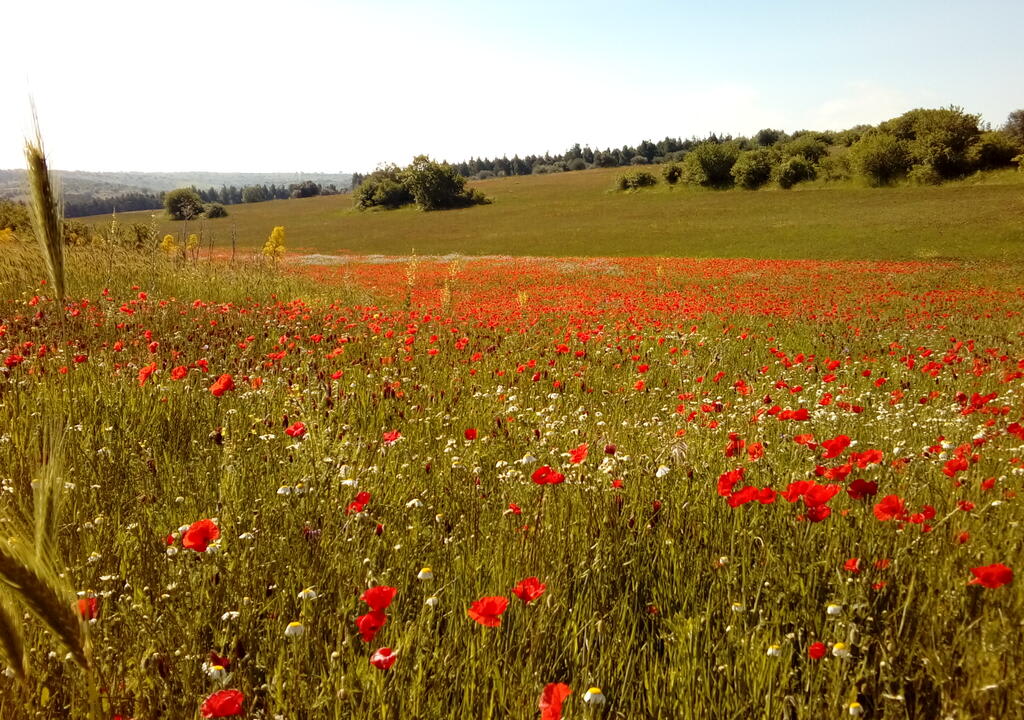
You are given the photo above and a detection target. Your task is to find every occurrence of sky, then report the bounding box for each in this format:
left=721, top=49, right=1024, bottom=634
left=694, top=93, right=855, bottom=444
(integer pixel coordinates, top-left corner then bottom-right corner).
left=1, top=0, right=1021, bottom=173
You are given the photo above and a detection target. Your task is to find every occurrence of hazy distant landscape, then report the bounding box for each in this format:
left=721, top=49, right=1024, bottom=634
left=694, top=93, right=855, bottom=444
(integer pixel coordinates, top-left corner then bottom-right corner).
left=0, top=169, right=353, bottom=199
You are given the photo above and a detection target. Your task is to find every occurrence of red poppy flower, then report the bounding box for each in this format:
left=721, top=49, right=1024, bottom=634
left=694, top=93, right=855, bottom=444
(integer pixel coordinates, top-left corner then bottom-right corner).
left=210, top=373, right=235, bottom=397
left=851, top=449, right=884, bottom=468
left=181, top=519, right=220, bottom=552
left=805, top=505, right=831, bottom=522
left=512, top=576, right=546, bottom=604
left=568, top=443, right=589, bottom=464
left=727, top=486, right=758, bottom=507
left=747, top=442, right=765, bottom=461
left=873, top=495, right=907, bottom=522
left=347, top=491, right=371, bottom=515
left=539, top=682, right=572, bottom=720
left=717, top=467, right=745, bottom=497
left=846, top=478, right=878, bottom=500
left=285, top=421, right=306, bottom=438
left=467, top=596, right=509, bottom=627
left=138, top=362, right=158, bottom=387
left=370, top=647, right=397, bottom=670
left=507, top=502, right=522, bottom=515
left=724, top=433, right=745, bottom=458
left=531, top=466, right=565, bottom=485
left=170, top=366, right=187, bottom=381
left=382, top=429, right=402, bottom=444
left=464, top=428, right=478, bottom=440
left=200, top=689, right=244, bottom=718
left=361, top=586, right=397, bottom=612
left=77, top=597, right=99, bottom=620
left=356, top=610, right=388, bottom=642
left=820, top=435, right=851, bottom=459
left=843, top=557, right=861, bottom=574
left=807, top=642, right=827, bottom=660
left=969, top=563, right=1013, bottom=589
left=802, top=483, right=840, bottom=508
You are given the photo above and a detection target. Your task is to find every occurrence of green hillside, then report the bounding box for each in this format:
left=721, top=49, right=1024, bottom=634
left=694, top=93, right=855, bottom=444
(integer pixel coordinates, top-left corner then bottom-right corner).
left=83, top=166, right=1024, bottom=260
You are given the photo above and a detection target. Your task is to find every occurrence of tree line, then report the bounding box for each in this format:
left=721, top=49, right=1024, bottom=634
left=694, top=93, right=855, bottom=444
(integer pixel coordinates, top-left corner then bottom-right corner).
left=351, top=106, right=1023, bottom=189
left=62, top=180, right=346, bottom=219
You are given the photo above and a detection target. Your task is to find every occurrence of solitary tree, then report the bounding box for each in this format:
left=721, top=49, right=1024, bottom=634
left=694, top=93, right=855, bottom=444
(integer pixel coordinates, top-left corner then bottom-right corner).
left=164, top=188, right=204, bottom=220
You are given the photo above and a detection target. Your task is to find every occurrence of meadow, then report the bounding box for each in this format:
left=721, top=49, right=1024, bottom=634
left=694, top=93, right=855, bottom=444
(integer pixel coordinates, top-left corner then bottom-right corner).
left=83, top=166, right=1024, bottom=261
left=0, top=226, right=1022, bottom=718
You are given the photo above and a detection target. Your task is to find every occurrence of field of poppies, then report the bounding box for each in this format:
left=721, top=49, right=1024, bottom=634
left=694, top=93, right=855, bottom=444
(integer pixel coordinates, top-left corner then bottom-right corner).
left=0, top=244, right=1022, bottom=719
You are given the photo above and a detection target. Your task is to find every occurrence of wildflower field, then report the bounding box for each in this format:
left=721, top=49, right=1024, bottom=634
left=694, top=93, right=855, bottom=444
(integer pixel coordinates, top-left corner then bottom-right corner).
left=1, top=245, right=1023, bottom=719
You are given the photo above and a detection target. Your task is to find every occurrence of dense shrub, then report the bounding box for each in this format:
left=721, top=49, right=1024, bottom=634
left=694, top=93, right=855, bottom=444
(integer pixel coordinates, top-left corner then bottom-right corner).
left=617, top=170, right=658, bottom=190
left=661, top=164, right=683, bottom=185
left=782, top=135, right=829, bottom=164
left=354, top=165, right=415, bottom=210
left=754, top=128, right=785, bottom=147
left=404, top=155, right=489, bottom=211
left=849, top=132, right=911, bottom=186
left=731, top=149, right=777, bottom=190
left=1004, top=109, right=1024, bottom=147
left=0, top=200, right=32, bottom=235
left=629, top=156, right=649, bottom=165
left=164, top=188, right=205, bottom=220
left=817, top=153, right=853, bottom=182
left=879, top=106, right=981, bottom=179
left=680, top=142, right=740, bottom=188
left=968, top=131, right=1020, bottom=170
left=907, top=163, right=943, bottom=186
left=567, top=158, right=588, bottom=171
left=773, top=156, right=816, bottom=189
left=205, top=203, right=228, bottom=218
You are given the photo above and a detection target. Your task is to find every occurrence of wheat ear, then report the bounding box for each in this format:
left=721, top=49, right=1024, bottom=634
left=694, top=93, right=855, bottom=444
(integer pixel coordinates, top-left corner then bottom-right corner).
left=0, top=594, right=26, bottom=681
left=0, top=540, right=88, bottom=668
left=24, top=111, right=65, bottom=303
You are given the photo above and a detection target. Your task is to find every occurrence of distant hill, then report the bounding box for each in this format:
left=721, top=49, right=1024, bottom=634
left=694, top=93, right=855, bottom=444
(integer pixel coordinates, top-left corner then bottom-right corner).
left=0, top=169, right=353, bottom=201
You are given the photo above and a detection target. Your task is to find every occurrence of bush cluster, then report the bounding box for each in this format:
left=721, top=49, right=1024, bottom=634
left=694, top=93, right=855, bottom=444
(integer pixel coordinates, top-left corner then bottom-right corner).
left=354, top=156, right=489, bottom=211
left=616, top=170, right=658, bottom=190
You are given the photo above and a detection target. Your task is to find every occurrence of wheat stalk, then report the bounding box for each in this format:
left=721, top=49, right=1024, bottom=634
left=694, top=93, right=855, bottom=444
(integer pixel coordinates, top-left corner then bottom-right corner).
left=0, top=540, right=88, bottom=668
left=24, top=109, right=65, bottom=303
left=33, top=434, right=64, bottom=565
left=0, top=594, right=26, bottom=681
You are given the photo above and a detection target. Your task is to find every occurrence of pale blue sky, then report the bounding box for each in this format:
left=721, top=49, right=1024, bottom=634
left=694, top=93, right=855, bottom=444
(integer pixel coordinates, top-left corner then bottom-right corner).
left=1, top=0, right=1020, bottom=172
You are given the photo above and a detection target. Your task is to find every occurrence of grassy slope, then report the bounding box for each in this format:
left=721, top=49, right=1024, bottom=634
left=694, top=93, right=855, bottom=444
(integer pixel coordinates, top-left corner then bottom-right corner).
left=85, top=167, right=1024, bottom=260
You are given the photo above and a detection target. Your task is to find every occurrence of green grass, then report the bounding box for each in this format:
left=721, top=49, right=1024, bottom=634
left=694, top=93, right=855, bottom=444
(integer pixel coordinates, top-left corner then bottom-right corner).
left=82, top=167, right=1024, bottom=260
left=2, top=242, right=1023, bottom=719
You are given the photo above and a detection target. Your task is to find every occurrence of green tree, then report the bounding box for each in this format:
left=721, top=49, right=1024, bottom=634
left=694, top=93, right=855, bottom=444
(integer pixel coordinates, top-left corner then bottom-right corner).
left=661, top=164, right=683, bottom=185
left=879, top=106, right=981, bottom=179
left=1003, top=109, right=1024, bottom=147
left=402, top=155, right=488, bottom=211
left=680, top=142, right=740, bottom=188
left=731, top=149, right=777, bottom=190
left=849, top=132, right=911, bottom=186
left=164, top=188, right=204, bottom=220
left=969, top=131, right=1020, bottom=170
left=354, top=165, right=414, bottom=210
left=782, top=135, right=828, bottom=164
left=773, top=156, right=816, bottom=189
left=754, top=128, right=785, bottom=147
